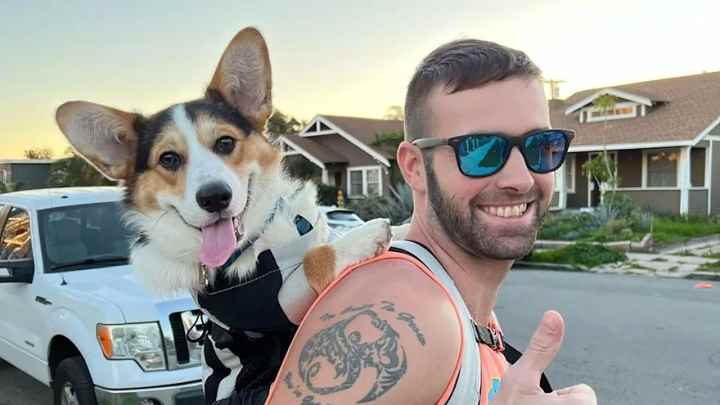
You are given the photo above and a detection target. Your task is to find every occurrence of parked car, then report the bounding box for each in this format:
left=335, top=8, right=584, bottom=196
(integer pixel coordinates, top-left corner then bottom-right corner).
left=0, top=187, right=203, bottom=405
left=319, top=206, right=365, bottom=239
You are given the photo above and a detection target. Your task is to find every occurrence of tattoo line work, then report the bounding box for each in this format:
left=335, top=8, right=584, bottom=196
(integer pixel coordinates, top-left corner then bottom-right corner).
left=299, top=309, right=407, bottom=403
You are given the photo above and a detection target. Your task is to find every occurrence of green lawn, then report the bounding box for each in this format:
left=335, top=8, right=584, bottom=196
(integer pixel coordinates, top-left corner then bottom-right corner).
left=651, top=216, right=720, bottom=245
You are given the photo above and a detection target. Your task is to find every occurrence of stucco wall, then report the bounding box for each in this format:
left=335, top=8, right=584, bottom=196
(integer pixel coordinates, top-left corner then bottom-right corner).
left=618, top=190, right=681, bottom=214
left=689, top=189, right=709, bottom=216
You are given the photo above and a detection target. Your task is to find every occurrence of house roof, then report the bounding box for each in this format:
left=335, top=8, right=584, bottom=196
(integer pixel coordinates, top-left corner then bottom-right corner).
left=319, top=115, right=403, bottom=160
left=551, top=71, right=720, bottom=149
left=281, top=133, right=348, bottom=164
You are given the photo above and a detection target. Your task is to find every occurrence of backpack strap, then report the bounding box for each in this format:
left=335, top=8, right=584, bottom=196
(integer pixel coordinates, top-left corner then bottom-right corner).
left=501, top=341, right=553, bottom=393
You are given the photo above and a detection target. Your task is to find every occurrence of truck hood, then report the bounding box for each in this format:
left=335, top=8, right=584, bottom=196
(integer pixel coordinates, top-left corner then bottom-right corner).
left=59, top=265, right=196, bottom=323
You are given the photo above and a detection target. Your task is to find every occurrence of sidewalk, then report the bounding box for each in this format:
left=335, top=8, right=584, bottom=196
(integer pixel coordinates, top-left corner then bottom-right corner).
left=521, top=234, right=720, bottom=281
left=593, top=252, right=718, bottom=279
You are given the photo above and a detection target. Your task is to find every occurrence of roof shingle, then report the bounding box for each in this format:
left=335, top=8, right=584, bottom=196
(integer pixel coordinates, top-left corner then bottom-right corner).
left=551, top=71, right=720, bottom=148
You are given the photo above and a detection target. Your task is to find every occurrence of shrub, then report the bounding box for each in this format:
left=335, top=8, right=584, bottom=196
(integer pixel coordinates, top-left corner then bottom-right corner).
left=347, top=183, right=413, bottom=225
left=528, top=243, right=627, bottom=268
left=316, top=184, right=338, bottom=206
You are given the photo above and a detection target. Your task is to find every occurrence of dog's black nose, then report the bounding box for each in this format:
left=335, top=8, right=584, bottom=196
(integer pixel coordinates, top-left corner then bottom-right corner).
left=196, top=182, right=232, bottom=213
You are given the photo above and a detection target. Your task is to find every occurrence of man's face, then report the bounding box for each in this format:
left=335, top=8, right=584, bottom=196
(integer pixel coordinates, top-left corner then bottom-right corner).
left=423, top=77, right=553, bottom=260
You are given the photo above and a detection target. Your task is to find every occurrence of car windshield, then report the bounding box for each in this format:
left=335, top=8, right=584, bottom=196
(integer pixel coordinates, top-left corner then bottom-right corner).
left=326, top=211, right=362, bottom=222
left=39, top=202, right=134, bottom=272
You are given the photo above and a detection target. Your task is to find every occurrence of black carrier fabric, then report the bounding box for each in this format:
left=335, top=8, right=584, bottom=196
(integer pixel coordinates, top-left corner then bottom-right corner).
left=197, top=249, right=295, bottom=333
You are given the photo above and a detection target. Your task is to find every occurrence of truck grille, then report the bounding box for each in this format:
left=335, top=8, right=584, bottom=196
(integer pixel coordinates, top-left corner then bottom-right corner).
left=169, top=310, right=205, bottom=366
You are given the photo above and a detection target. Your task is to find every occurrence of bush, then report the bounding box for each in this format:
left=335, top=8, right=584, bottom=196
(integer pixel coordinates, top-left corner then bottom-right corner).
left=347, top=183, right=413, bottom=225
left=528, top=243, right=627, bottom=268
left=538, top=212, right=599, bottom=241
left=316, top=184, right=338, bottom=206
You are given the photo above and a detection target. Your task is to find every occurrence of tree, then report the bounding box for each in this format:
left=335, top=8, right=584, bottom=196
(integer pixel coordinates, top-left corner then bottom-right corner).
left=48, top=150, right=114, bottom=187
left=24, top=148, right=53, bottom=160
left=582, top=94, right=619, bottom=208
left=383, top=105, right=404, bottom=121
left=267, top=110, right=303, bottom=140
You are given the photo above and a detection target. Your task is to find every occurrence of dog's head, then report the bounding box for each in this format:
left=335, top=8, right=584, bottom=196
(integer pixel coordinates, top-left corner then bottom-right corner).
left=55, top=28, right=281, bottom=273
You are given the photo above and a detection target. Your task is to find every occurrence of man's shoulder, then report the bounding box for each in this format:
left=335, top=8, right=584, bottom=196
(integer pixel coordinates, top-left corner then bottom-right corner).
left=266, top=252, right=463, bottom=404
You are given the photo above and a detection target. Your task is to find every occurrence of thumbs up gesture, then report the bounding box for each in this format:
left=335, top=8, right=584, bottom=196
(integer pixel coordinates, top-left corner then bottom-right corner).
left=493, top=311, right=597, bottom=404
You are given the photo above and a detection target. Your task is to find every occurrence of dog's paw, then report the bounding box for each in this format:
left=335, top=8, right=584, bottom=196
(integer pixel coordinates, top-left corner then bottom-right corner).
left=333, top=218, right=391, bottom=264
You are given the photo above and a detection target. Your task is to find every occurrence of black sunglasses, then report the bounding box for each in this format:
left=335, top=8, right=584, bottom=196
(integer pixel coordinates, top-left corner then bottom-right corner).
left=412, top=129, right=575, bottom=178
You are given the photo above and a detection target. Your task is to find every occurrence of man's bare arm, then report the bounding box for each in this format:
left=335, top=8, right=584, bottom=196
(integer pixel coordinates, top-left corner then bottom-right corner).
left=266, top=258, right=462, bottom=404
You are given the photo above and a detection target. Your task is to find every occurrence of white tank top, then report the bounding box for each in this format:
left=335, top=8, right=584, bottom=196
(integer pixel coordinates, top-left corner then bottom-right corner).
left=391, top=240, right=481, bottom=405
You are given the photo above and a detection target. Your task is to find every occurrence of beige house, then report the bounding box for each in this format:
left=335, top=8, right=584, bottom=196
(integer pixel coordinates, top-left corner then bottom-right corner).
left=550, top=72, right=720, bottom=215
left=277, top=115, right=403, bottom=199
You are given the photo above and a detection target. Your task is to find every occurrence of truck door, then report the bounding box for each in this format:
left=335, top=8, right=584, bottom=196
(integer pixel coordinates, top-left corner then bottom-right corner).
left=0, top=205, right=49, bottom=377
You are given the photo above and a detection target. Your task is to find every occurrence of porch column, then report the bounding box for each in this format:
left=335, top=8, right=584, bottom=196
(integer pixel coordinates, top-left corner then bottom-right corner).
left=557, top=161, right=567, bottom=209
left=321, top=168, right=329, bottom=185
left=679, top=146, right=691, bottom=215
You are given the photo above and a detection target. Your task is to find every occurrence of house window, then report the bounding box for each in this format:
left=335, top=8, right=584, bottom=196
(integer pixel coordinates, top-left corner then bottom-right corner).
left=348, top=167, right=382, bottom=197
left=690, top=147, right=706, bottom=187
left=366, top=169, right=380, bottom=196
left=590, top=106, right=634, bottom=118
left=646, top=150, right=678, bottom=187
left=585, top=102, right=637, bottom=122
left=350, top=170, right=363, bottom=196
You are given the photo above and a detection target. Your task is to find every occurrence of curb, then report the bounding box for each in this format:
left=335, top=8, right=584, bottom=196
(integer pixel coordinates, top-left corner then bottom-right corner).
left=513, top=261, right=590, bottom=272
left=685, top=272, right=720, bottom=282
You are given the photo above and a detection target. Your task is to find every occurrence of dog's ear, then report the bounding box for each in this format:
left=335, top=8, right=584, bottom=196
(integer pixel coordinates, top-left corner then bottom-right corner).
left=208, top=27, right=273, bottom=134
left=56, top=101, right=139, bottom=181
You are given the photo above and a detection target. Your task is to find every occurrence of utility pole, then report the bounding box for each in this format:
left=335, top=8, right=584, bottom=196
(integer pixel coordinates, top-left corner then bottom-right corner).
left=544, top=79, right=566, bottom=100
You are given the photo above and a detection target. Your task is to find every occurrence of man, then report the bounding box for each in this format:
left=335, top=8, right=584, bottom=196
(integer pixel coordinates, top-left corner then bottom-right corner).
left=266, top=39, right=597, bottom=404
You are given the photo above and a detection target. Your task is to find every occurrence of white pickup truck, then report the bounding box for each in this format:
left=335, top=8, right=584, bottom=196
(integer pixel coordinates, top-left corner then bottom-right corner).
left=0, top=187, right=204, bottom=405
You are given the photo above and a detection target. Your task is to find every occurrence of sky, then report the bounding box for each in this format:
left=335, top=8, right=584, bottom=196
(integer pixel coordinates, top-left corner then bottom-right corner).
left=1, top=0, right=719, bottom=159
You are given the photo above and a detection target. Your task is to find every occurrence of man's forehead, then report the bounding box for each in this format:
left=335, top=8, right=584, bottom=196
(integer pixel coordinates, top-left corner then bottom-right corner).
left=426, top=77, right=549, bottom=138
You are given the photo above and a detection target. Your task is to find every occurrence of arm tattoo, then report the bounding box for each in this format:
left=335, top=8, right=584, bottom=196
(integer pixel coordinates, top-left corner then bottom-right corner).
left=291, top=301, right=425, bottom=403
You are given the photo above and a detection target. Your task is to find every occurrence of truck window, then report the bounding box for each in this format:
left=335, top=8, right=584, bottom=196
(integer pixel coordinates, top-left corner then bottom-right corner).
left=0, top=207, right=32, bottom=260
left=39, top=202, right=134, bottom=272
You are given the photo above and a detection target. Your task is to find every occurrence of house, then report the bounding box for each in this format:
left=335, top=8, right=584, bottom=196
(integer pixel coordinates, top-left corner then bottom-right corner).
left=0, top=160, right=56, bottom=191
left=550, top=72, right=720, bottom=215
left=277, top=115, right=404, bottom=199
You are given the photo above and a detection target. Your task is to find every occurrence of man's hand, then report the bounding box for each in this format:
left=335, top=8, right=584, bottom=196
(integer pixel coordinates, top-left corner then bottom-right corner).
left=493, top=311, right=597, bottom=404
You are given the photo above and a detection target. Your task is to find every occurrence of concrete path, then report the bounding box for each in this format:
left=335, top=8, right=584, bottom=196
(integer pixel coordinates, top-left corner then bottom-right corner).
left=594, top=252, right=717, bottom=278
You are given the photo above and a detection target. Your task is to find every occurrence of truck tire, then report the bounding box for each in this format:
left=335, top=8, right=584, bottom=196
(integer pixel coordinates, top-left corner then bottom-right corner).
left=53, top=356, right=98, bottom=405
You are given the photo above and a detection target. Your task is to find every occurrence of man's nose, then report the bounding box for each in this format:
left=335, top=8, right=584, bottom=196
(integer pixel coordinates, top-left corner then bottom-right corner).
left=494, top=148, right=534, bottom=193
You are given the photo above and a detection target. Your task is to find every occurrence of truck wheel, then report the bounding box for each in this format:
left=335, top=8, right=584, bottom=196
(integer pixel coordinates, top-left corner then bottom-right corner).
left=53, top=356, right=98, bottom=405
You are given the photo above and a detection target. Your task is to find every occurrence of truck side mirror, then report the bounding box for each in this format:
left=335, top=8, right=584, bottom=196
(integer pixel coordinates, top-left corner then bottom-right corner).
left=0, top=259, right=34, bottom=283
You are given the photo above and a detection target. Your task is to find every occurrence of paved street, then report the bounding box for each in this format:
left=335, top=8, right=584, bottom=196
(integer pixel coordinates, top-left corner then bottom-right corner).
left=497, top=269, right=720, bottom=405
left=2, top=270, right=719, bottom=404
left=0, top=358, right=52, bottom=404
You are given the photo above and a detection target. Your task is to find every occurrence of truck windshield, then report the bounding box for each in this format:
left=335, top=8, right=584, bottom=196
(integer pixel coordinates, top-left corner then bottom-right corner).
left=39, top=202, right=134, bottom=272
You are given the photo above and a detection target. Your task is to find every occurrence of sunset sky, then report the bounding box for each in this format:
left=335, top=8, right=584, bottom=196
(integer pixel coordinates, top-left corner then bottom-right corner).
left=1, top=0, right=719, bottom=159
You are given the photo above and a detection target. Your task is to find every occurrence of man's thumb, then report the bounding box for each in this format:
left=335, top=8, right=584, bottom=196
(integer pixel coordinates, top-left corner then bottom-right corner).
left=514, top=310, right=565, bottom=378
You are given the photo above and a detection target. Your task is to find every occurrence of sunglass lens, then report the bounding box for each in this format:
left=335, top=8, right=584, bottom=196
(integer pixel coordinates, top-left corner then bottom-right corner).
left=457, top=135, right=508, bottom=177
left=524, top=131, right=568, bottom=173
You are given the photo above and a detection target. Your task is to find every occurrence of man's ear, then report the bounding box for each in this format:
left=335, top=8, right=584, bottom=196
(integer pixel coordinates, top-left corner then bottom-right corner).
left=396, top=141, right=427, bottom=194
left=55, top=101, right=139, bottom=181
left=208, top=27, right=273, bottom=133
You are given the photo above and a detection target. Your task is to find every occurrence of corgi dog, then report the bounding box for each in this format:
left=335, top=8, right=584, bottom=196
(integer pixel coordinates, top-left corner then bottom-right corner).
left=55, top=27, right=393, bottom=403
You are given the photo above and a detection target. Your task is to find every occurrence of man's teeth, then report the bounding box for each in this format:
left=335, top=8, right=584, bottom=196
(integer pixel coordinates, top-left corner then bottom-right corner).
left=480, top=203, right=528, bottom=218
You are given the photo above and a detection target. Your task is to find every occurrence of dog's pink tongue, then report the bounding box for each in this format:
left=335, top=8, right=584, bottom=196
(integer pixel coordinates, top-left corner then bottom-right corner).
left=200, top=218, right=237, bottom=268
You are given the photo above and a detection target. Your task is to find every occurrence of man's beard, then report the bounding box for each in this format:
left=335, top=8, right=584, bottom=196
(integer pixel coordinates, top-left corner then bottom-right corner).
left=426, top=158, right=547, bottom=260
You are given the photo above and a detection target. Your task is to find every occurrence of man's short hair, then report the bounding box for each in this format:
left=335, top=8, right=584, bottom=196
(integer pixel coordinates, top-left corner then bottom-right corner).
left=404, top=39, right=542, bottom=142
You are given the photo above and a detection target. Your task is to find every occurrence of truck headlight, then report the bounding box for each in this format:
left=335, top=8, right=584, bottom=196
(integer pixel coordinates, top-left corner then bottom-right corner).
left=97, top=323, right=166, bottom=371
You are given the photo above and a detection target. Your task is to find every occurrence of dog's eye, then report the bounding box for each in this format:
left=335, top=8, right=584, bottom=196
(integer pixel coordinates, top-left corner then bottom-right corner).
left=214, top=136, right=236, bottom=155
left=159, top=152, right=182, bottom=171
